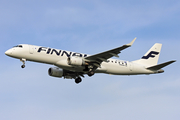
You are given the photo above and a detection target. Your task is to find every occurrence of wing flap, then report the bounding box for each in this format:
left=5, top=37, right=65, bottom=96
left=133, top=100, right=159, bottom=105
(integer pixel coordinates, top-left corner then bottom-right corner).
left=109, top=52, right=120, bottom=58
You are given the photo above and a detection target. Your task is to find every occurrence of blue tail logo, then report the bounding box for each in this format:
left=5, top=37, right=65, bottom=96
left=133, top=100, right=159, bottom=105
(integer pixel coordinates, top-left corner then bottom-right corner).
left=142, top=51, right=159, bottom=59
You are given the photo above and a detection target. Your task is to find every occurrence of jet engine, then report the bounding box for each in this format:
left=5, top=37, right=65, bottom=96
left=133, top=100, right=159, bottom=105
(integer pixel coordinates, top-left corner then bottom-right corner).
left=48, top=67, right=63, bottom=78
left=67, top=57, right=85, bottom=66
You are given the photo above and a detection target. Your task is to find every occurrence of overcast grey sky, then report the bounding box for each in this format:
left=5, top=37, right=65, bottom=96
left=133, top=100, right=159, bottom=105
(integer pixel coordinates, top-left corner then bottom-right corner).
left=1, top=0, right=180, bottom=120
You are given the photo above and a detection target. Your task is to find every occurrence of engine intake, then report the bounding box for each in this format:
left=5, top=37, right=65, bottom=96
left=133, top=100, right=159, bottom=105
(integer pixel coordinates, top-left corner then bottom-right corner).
left=48, top=67, right=63, bottom=78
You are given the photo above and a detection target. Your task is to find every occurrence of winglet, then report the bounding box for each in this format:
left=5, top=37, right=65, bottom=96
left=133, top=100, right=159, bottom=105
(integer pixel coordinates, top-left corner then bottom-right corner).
left=127, top=37, right=136, bottom=46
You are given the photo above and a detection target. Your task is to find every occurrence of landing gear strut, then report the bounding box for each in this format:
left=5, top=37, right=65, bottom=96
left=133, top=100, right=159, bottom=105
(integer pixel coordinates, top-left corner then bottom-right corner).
left=75, top=77, right=82, bottom=84
left=20, top=59, right=26, bottom=68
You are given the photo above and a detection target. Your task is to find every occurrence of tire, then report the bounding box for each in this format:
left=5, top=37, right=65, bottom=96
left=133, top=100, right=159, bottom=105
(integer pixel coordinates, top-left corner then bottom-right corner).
left=75, top=77, right=82, bottom=84
left=21, top=65, right=25, bottom=68
left=87, top=71, right=94, bottom=77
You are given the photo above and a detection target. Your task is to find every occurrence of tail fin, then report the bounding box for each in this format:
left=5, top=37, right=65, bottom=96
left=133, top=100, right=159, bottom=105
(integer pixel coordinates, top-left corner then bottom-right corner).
left=133, top=43, right=162, bottom=66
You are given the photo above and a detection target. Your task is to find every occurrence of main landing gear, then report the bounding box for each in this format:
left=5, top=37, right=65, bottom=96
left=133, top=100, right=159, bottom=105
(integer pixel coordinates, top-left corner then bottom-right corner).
left=75, top=77, right=82, bottom=84
left=84, top=65, right=95, bottom=77
left=87, top=65, right=95, bottom=77
left=88, top=69, right=95, bottom=77
left=20, top=58, right=26, bottom=68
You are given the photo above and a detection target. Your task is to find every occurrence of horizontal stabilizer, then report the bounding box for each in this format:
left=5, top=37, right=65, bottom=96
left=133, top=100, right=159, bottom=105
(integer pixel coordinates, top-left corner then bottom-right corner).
left=146, top=60, right=176, bottom=70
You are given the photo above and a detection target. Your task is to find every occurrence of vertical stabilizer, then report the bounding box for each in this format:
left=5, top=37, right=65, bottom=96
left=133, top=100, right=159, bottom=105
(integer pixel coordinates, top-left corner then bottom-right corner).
left=133, top=43, right=162, bottom=66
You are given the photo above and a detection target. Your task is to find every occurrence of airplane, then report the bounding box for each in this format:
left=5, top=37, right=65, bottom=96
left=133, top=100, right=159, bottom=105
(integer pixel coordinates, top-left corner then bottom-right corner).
left=5, top=38, right=176, bottom=84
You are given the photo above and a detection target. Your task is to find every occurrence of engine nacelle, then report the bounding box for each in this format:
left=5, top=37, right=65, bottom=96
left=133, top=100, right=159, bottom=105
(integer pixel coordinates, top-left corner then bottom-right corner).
left=67, top=57, right=85, bottom=66
left=48, top=67, right=63, bottom=78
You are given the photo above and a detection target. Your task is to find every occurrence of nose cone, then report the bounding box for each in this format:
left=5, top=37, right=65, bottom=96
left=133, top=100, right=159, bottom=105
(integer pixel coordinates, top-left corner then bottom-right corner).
left=5, top=49, right=12, bottom=56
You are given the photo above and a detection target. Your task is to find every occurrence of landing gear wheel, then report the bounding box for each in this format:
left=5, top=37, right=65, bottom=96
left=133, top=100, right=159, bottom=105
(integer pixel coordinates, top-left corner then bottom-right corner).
left=88, top=71, right=95, bottom=77
left=21, top=65, right=25, bottom=68
left=75, top=77, right=82, bottom=84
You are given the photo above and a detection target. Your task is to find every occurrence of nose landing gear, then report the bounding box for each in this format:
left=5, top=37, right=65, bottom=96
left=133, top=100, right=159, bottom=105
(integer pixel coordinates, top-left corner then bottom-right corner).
left=20, top=59, right=26, bottom=68
left=21, top=64, right=25, bottom=68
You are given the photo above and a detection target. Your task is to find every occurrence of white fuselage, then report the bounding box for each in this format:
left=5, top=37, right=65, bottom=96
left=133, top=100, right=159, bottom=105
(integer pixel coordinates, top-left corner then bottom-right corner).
left=5, top=44, right=155, bottom=75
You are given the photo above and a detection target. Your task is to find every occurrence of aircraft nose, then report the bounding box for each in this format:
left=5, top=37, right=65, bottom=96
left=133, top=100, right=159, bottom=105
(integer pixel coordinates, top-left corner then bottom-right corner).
left=5, top=49, right=12, bottom=56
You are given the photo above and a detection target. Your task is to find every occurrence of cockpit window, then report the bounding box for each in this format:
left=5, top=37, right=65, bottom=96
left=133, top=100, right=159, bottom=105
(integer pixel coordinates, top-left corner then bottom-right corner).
left=13, top=45, right=23, bottom=48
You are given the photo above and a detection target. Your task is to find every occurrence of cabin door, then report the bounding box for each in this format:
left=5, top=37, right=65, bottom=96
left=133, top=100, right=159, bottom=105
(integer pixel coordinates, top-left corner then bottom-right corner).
left=29, top=45, right=34, bottom=54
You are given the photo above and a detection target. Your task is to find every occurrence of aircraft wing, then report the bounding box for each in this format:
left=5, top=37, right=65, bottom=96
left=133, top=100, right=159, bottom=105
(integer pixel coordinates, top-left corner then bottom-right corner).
left=85, top=38, right=136, bottom=63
